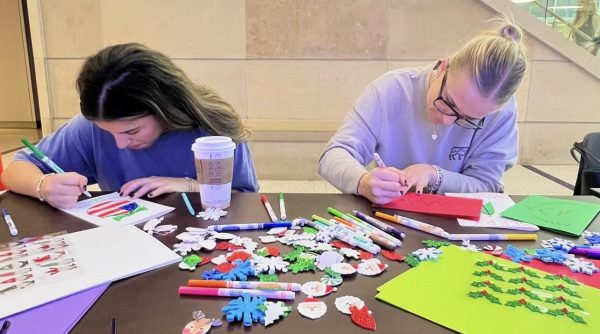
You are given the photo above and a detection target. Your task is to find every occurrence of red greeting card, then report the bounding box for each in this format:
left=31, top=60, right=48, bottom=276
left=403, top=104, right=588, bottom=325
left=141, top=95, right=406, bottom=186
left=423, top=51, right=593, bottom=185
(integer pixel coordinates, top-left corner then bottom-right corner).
left=373, top=193, right=483, bottom=221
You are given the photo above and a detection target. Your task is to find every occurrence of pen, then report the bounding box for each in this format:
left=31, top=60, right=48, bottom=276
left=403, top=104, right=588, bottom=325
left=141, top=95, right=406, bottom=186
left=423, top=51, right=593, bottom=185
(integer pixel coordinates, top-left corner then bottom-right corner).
left=2, top=208, right=18, bottom=236
left=111, top=317, right=116, bottom=334
left=21, top=138, right=92, bottom=198
left=181, top=192, right=195, bottom=216
left=188, top=279, right=302, bottom=291
left=0, top=320, right=10, bottom=334
left=373, top=152, right=386, bottom=168
left=207, top=221, right=294, bottom=232
left=278, top=192, right=287, bottom=220
left=261, top=195, right=278, bottom=222
left=179, top=286, right=296, bottom=300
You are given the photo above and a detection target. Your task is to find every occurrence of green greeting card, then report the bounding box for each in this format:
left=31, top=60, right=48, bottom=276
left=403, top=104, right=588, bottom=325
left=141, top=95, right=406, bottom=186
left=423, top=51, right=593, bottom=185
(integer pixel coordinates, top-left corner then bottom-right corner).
left=500, top=196, right=600, bottom=236
left=376, top=246, right=600, bottom=334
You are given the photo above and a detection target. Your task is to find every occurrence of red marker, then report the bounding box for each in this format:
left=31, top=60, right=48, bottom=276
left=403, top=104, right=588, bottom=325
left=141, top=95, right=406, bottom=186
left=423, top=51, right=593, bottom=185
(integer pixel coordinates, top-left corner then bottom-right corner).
left=261, top=195, right=278, bottom=222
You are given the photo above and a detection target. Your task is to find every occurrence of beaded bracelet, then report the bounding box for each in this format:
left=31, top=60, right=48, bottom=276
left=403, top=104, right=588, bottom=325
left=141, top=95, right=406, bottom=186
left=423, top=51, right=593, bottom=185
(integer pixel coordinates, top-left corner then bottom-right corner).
left=428, top=165, right=443, bottom=194
left=36, top=173, right=55, bottom=202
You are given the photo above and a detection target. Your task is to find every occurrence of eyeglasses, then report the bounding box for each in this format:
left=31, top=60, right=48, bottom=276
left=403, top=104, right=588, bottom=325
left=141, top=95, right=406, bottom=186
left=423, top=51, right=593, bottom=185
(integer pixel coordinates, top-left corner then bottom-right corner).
left=433, top=71, right=484, bottom=130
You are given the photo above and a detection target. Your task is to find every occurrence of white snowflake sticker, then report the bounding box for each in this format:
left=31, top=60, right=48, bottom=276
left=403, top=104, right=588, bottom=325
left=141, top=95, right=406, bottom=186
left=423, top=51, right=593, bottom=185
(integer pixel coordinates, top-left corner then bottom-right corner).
left=196, top=207, right=228, bottom=221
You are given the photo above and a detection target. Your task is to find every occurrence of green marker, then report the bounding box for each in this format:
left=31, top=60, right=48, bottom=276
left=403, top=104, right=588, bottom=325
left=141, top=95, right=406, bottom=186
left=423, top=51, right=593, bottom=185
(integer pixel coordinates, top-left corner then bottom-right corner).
left=21, top=138, right=92, bottom=197
left=22, top=138, right=65, bottom=173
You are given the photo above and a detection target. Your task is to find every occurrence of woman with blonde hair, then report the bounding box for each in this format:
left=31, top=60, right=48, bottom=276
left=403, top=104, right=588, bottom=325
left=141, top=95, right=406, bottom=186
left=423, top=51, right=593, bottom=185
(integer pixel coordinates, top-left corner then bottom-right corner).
left=2, top=43, right=258, bottom=209
left=572, top=0, right=600, bottom=54
left=318, top=17, right=527, bottom=204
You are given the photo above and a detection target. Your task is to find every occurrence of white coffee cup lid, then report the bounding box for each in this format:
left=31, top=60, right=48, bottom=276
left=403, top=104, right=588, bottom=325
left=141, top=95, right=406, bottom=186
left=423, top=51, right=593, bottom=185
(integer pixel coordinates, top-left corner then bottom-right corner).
left=191, top=136, right=236, bottom=153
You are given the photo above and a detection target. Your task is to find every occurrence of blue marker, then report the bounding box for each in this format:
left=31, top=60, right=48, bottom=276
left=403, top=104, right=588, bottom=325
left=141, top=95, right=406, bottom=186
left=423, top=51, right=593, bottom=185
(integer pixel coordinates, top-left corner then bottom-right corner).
left=207, top=221, right=294, bottom=232
left=181, top=192, right=195, bottom=216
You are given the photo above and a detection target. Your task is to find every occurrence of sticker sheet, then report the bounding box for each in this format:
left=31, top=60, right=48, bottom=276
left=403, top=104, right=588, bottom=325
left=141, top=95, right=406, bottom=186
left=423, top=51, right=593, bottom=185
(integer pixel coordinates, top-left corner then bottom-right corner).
left=0, top=232, right=80, bottom=295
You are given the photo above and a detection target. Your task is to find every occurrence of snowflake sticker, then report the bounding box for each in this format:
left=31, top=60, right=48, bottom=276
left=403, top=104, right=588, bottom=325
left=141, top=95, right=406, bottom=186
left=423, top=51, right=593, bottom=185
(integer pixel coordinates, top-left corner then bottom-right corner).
left=221, top=293, right=266, bottom=326
left=583, top=230, right=600, bottom=245
left=196, top=207, right=228, bottom=221
left=563, top=257, right=600, bottom=275
left=541, top=238, right=575, bottom=252
left=460, top=240, right=482, bottom=252
left=411, top=247, right=442, bottom=261
left=504, top=245, right=533, bottom=263
left=251, top=256, right=289, bottom=275
left=534, top=248, right=570, bottom=264
left=202, top=259, right=255, bottom=281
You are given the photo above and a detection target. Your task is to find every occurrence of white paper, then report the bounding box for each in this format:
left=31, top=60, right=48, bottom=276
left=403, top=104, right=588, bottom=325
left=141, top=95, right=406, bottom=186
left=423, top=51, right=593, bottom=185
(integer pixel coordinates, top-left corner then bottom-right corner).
left=61, top=192, right=174, bottom=227
left=445, top=193, right=539, bottom=231
left=0, top=225, right=180, bottom=318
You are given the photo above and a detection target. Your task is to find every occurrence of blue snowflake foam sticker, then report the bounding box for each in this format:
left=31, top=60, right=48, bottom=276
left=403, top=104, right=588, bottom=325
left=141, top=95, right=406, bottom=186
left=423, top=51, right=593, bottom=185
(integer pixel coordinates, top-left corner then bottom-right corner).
left=534, top=248, right=569, bottom=264
left=201, top=259, right=255, bottom=281
left=583, top=231, right=600, bottom=246
left=504, top=245, right=533, bottom=263
left=221, top=293, right=266, bottom=326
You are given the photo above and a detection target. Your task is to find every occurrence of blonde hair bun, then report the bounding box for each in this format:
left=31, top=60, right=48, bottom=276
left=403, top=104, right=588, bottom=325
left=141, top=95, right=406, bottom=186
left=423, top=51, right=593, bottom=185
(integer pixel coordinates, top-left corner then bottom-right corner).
left=498, top=23, right=523, bottom=43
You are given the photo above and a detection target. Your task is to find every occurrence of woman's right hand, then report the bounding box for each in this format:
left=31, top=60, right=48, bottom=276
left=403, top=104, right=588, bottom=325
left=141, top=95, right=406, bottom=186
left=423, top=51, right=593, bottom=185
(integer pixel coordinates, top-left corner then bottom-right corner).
left=357, top=167, right=407, bottom=204
left=38, top=173, right=88, bottom=209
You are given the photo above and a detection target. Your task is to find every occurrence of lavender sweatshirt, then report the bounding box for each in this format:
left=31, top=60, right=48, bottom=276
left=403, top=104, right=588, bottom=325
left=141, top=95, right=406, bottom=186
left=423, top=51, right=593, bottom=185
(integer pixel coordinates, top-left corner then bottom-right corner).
left=318, top=65, right=518, bottom=194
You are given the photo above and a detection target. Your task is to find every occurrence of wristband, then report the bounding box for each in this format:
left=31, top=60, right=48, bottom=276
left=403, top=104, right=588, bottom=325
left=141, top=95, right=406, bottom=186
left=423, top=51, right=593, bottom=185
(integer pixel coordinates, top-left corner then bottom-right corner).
left=36, top=173, right=55, bottom=202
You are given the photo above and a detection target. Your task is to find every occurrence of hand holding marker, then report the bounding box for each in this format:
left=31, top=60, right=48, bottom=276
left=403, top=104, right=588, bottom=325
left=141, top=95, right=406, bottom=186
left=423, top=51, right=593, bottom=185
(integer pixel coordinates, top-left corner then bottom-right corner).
left=21, top=138, right=92, bottom=198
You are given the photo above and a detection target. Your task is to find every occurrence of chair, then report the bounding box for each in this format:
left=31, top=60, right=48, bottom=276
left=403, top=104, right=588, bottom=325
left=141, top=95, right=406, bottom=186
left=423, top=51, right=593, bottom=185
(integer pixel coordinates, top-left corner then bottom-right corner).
left=571, top=132, right=600, bottom=195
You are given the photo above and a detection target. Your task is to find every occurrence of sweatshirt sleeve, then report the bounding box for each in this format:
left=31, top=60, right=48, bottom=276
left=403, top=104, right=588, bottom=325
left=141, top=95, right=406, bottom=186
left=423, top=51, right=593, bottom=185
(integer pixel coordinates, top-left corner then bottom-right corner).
left=318, top=84, right=382, bottom=194
left=12, top=115, right=98, bottom=183
left=438, top=97, right=519, bottom=193
left=232, top=140, right=259, bottom=192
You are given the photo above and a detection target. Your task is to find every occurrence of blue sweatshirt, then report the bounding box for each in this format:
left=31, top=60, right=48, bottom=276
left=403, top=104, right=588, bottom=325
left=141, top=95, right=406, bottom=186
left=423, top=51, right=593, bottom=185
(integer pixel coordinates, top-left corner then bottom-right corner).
left=14, top=114, right=259, bottom=192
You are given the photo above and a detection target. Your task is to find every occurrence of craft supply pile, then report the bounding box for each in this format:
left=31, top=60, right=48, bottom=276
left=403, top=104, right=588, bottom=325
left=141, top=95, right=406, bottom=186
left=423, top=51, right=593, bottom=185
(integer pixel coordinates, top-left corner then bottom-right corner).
left=2, top=192, right=600, bottom=333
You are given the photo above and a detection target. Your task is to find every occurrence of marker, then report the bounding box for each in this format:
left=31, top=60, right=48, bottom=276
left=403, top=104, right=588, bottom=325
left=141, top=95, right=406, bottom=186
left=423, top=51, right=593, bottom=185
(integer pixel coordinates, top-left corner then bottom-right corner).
left=353, top=210, right=405, bottom=240
left=188, top=279, right=301, bottom=291
left=373, top=152, right=386, bottom=168
left=0, top=321, right=10, bottom=334
left=181, top=193, right=195, bottom=216
left=375, top=211, right=450, bottom=239
left=447, top=233, right=537, bottom=241
left=278, top=192, right=287, bottom=220
left=21, top=138, right=92, bottom=198
left=328, top=207, right=399, bottom=247
left=2, top=209, right=18, bottom=236
left=260, top=195, right=278, bottom=222
left=347, top=212, right=403, bottom=247
left=207, top=221, right=294, bottom=232
left=299, top=217, right=381, bottom=254
left=178, top=286, right=295, bottom=300
left=569, top=247, right=600, bottom=259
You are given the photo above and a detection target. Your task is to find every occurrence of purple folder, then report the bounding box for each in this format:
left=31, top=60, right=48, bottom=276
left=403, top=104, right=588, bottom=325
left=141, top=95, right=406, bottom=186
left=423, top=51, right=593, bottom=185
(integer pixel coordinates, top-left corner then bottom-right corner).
left=0, top=283, right=109, bottom=333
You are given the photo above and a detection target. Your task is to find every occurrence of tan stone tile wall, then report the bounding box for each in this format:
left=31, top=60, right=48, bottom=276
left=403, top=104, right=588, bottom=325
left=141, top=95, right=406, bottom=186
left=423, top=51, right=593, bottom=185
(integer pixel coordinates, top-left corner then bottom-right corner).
left=32, top=0, right=600, bottom=179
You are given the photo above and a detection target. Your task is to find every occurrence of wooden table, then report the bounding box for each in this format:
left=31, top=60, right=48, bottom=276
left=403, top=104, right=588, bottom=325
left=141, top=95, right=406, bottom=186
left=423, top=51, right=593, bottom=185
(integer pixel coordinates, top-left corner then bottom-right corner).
left=1, top=192, right=598, bottom=333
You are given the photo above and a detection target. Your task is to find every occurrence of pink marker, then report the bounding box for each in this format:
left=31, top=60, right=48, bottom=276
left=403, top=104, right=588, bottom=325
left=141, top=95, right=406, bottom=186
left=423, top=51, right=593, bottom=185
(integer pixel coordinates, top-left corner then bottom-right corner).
left=260, top=195, right=278, bottom=222
left=178, top=286, right=295, bottom=300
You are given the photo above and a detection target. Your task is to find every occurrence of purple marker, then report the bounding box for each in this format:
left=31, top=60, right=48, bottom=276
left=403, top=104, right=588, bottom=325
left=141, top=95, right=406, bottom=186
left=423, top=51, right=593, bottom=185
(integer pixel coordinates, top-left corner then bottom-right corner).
left=569, top=247, right=600, bottom=259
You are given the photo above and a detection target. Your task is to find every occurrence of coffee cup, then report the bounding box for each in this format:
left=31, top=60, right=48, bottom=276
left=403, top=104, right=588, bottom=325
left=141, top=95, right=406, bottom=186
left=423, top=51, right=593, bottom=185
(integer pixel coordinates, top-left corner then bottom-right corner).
left=191, top=136, right=236, bottom=209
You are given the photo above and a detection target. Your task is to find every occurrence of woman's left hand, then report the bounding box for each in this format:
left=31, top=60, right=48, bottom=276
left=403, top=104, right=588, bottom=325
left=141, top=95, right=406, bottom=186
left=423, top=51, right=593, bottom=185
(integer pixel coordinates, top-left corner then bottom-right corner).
left=401, top=164, right=437, bottom=194
left=120, top=177, right=192, bottom=198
